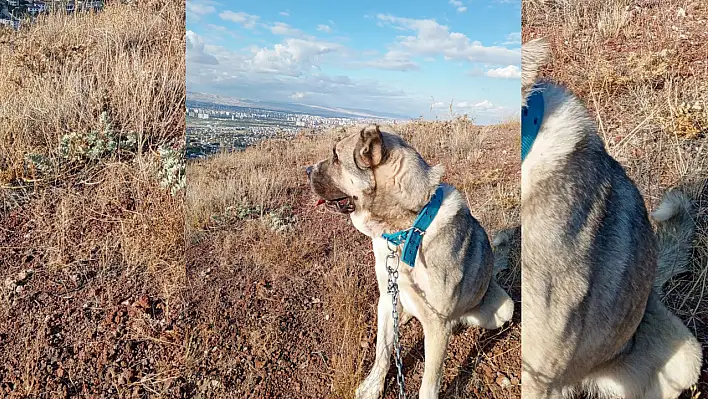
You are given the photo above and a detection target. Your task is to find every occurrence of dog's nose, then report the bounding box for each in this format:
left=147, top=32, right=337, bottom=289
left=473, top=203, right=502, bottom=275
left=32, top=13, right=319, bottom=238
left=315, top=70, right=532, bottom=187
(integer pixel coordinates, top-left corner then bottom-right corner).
left=306, top=165, right=313, bottom=177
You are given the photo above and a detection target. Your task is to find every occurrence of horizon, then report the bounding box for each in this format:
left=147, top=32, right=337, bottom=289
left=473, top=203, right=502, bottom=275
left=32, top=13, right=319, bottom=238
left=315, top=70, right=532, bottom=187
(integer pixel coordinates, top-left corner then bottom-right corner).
left=186, top=0, right=521, bottom=124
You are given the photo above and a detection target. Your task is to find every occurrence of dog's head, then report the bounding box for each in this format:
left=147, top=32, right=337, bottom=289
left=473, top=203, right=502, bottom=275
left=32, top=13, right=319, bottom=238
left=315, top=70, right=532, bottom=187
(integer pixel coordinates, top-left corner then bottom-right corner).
left=306, top=125, right=386, bottom=214
left=306, top=125, right=443, bottom=226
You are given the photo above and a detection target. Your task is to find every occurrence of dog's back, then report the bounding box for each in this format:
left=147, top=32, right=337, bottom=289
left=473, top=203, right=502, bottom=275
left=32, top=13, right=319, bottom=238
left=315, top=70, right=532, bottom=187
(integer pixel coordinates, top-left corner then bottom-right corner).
left=522, top=79, right=657, bottom=389
left=521, top=39, right=701, bottom=398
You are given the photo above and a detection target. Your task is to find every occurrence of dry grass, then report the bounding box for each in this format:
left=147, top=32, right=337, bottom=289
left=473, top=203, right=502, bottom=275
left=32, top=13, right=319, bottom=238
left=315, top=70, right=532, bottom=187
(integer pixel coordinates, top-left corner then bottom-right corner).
left=524, top=0, right=708, bottom=395
left=0, top=1, right=186, bottom=397
left=0, top=0, right=184, bottom=181
left=186, top=119, right=521, bottom=398
left=0, top=0, right=185, bottom=289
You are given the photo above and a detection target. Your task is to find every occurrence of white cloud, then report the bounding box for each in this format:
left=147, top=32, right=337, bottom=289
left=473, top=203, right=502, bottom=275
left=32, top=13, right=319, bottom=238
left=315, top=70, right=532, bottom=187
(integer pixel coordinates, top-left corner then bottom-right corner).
left=362, top=59, right=418, bottom=71
left=269, top=22, right=304, bottom=37
left=246, top=39, right=344, bottom=76
left=279, top=11, right=290, bottom=17
left=186, top=0, right=215, bottom=17
left=376, top=15, right=520, bottom=65
left=186, top=30, right=219, bottom=65
left=449, top=0, right=467, bottom=12
left=485, top=65, right=521, bottom=79
left=447, top=100, right=516, bottom=122
left=503, top=32, right=521, bottom=45
left=360, top=49, right=418, bottom=71
left=317, top=24, right=332, bottom=33
left=431, top=101, right=447, bottom=108
left=187, top=64, right=424, bottom=117
left=455, top=100, right=500, bottom=110
left=457, top=100, right=495, bottom=109
left=219, top=11, right=260, bottom=29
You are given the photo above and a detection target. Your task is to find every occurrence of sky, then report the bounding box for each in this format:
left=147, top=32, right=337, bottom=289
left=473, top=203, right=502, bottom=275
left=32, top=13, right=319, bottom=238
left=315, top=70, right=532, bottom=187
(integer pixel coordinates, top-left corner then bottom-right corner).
left=186, top=0, right=521, bottom=124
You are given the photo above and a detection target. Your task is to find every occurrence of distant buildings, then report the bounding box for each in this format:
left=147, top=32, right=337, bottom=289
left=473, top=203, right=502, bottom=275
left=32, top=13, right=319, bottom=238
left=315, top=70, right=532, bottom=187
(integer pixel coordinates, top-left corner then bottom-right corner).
left=0, top=0, right=103, bottom=30
left=0, top=17, right=20, bottom=29
left=185, top=105, right=395, bottom=129
left=27, top=2, right=46, bottom=14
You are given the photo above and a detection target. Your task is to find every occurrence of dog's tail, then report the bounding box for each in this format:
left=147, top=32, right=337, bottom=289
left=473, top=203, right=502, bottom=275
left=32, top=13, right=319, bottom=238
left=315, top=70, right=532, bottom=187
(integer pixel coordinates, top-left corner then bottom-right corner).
left=522, top=38, right=550, bottom=105
left=491, top=225, right=520, bottom=274
left=650, top=189, right=696, bottom=295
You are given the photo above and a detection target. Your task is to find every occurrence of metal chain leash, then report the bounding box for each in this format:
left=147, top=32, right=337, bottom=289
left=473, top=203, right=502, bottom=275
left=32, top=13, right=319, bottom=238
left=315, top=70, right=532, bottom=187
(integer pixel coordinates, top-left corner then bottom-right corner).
left=386, top=241, right=406, bottom=399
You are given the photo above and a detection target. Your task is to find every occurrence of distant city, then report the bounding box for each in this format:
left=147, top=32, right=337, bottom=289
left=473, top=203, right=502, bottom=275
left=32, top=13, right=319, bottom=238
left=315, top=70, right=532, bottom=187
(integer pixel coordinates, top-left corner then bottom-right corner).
left=186, top=99, right=402, bottom=159
left=0, top=0, right=102, bottom=29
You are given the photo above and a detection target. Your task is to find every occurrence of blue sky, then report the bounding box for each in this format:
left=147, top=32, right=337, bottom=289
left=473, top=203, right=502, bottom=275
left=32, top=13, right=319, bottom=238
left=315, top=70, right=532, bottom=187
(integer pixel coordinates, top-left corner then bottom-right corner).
left=186, top=0, right=521, bottom=123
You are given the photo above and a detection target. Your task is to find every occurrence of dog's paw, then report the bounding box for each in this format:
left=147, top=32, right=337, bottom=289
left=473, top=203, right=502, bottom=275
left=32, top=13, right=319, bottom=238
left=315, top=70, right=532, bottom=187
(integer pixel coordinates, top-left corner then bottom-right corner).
left=355, top=374, right=384, bottom=399
left=460, top=279, right=514, bottom=330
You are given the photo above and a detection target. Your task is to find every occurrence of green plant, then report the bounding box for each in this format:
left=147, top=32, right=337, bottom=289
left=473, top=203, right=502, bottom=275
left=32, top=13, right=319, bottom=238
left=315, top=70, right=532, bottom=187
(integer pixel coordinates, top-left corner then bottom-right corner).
left=157, top=145, right=186, bottom=196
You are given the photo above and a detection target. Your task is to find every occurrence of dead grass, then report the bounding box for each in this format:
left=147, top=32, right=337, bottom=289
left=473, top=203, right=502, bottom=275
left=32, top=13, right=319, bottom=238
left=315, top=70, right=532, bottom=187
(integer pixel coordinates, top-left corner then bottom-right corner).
left=0, top=1, right=186, bottom=397
left=0, top=0, right=185, bottom=285
left=524, top=0, right=708, bottom=395
left=186, top=120, right=521, bottom=397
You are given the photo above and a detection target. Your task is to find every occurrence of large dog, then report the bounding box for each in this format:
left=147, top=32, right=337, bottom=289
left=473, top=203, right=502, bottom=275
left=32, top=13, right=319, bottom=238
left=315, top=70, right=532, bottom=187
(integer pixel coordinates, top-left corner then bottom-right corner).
left=521, top=38, right=702, bottom=398
left=306, top=125, right=514, bottom=399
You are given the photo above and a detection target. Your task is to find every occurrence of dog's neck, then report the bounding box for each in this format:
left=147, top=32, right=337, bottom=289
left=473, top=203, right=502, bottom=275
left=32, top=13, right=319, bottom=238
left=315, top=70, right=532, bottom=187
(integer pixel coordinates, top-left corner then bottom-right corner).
left=352, top=183, right=444, bottom=237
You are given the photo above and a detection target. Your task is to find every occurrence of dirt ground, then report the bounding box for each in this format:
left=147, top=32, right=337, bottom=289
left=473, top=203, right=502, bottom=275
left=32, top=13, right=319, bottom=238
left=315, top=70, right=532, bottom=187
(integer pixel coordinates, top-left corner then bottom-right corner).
left=0, top=1, right=188, bottom=398
left=184, top=120, right=521, bottom=398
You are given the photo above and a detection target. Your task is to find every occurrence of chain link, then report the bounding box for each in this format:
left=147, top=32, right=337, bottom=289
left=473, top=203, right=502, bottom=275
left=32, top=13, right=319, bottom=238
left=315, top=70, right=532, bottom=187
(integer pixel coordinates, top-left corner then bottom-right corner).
left=386, top=241, right=406, bottom=399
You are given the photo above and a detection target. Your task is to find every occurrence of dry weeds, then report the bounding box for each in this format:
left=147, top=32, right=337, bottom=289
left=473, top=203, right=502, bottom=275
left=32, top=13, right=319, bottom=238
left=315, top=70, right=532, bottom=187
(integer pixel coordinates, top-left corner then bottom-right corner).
left=0, top=1, right=187, bottom=397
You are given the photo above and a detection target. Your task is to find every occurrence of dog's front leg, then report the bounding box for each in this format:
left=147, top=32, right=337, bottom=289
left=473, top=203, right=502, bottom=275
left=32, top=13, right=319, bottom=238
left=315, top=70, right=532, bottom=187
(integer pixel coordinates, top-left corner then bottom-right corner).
left=419, top=319, right=451, bottom=399
left=356, top=295, right=395, bottom=399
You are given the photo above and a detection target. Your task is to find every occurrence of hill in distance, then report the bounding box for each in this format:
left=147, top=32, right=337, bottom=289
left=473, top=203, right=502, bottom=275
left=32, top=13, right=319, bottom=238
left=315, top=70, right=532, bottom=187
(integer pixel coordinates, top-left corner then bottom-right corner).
left=187, top=91, right=415, bottom=121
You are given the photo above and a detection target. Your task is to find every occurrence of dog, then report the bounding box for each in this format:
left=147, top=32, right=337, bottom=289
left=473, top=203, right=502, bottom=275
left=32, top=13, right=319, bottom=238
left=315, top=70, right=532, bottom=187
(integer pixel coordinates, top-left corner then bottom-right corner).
left=521, top=38, right=702, bottom=399
left=306, top=125, right=514, bottom=399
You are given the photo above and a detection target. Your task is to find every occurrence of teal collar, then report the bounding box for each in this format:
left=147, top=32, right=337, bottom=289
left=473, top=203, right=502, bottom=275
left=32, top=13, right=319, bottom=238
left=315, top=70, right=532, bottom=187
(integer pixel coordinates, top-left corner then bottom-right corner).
left=521, top=89, right=544, bottom=161
left=382, top=186, right=444, bottom=267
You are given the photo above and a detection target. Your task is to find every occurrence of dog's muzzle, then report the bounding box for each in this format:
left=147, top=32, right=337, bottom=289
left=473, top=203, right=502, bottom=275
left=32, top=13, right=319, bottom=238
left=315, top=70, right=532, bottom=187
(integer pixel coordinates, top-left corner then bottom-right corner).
left=306, top=164, right=355, bottom=214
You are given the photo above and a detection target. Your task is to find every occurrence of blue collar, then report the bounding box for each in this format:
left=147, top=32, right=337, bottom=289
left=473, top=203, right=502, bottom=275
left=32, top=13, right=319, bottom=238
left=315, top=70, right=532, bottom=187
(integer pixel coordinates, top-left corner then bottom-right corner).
left=382, top=186, right=444, bottom=267
left=521, top=89, right=544, bottom=161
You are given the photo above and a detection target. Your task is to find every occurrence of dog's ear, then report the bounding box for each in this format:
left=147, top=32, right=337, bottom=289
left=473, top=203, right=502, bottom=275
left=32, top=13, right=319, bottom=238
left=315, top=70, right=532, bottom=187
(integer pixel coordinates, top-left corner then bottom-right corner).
left=355, top=125, right=386, bottom=168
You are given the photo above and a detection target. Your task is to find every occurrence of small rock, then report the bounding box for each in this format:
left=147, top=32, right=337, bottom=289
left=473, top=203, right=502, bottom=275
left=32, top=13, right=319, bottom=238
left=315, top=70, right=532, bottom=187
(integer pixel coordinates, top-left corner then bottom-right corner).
left=496, top=373, right=511, bottom=388
left=17, top=270, right=31, bottom=282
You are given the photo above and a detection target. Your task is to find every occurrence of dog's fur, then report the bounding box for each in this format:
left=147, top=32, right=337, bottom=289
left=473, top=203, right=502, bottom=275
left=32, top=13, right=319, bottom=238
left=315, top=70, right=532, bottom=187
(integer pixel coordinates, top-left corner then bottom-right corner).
left=307, top=125, right=514, bottom=399
left=521, top=38, right=702, bottom=399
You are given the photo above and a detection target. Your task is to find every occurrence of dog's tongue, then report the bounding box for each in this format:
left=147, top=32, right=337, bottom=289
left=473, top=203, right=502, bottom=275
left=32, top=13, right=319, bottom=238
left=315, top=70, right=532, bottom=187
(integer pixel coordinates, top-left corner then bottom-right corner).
left=315, top=198, right=326, bottom=207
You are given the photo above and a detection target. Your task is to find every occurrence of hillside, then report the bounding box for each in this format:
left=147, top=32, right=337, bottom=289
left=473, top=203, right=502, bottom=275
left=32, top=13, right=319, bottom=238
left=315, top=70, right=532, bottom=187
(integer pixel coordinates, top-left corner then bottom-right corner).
left=0, top=1, right=187, bottom=397
left=185, top=118, right=522, bottom=398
